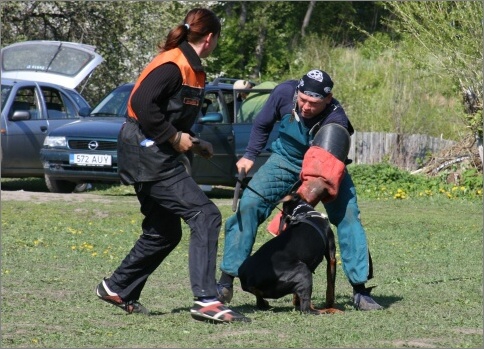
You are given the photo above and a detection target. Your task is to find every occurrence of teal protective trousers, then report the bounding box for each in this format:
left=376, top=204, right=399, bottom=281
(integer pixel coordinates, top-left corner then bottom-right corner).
left=220, top=152, right=371, bottom=286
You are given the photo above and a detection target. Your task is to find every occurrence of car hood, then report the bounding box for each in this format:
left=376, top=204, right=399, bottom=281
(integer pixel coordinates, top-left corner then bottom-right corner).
left=1, top=40, right=103, bottom=89
left=48, top=117, right=125, bottom=138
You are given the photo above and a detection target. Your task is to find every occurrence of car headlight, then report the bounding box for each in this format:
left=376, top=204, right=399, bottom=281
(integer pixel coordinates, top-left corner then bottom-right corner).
left=43, top=136, right=67, bottom=148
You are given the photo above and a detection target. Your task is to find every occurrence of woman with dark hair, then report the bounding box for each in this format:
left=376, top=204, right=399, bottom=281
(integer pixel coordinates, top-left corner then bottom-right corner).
left=95, top=8, right=250, bottom=323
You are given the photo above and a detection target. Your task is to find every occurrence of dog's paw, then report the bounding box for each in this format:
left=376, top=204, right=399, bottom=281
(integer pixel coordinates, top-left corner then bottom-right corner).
left=317, top=307, right=344, bottom=314
left=256, top=298, right=271, bottom=310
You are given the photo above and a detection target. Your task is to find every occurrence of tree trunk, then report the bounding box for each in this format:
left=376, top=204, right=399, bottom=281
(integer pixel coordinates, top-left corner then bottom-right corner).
left=476, top=134, right=483, bottom=164
left=253, top=26, right=267, bottom=78
left=301, top=0, right=316, bottom=37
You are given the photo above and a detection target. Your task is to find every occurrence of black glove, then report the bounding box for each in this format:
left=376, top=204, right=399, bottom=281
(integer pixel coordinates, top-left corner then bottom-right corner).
left=191, top=137, right=213, bottom=159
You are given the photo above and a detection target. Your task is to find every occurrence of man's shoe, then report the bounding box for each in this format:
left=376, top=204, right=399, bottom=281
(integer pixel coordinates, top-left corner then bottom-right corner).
left=216, top=283, right=233, bottom=304
left=353, top=287, right=383, bottom=311
left=96, top=278, right=149, bottom=315
left=191, top=300, right=251, bottom=323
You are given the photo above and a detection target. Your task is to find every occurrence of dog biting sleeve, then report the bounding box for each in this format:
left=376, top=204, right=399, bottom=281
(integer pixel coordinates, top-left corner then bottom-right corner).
left=297, top=146, right=346, bottom=205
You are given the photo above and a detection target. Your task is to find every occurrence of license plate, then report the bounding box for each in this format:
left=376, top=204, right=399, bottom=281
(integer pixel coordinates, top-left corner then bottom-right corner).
left=69, top=154, right=112, bottom=166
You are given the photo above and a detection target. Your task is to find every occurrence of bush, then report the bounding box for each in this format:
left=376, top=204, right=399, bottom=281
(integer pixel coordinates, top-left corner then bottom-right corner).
left=348, top=162, right=483, bottom=200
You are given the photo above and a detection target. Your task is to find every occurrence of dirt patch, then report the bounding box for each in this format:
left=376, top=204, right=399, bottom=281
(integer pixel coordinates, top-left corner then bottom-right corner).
left=1, top=189, right=234, bottom=206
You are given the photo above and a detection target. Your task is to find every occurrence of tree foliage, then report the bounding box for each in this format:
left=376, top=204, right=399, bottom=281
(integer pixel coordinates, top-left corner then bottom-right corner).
left=383, top=1, right=483, bottom=138
left=1, top=1, right=203, bottom=103
left=1, top=1, right=389, bottom=103
left=209, top=1, right=389, bottom=81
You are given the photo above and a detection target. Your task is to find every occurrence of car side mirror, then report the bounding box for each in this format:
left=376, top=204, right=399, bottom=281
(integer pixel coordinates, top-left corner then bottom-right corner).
left=200, top=112, right=223, bottom=123
left=78, top=107, right=92, bottom=116
left=10, top=110, right=31, bottom=121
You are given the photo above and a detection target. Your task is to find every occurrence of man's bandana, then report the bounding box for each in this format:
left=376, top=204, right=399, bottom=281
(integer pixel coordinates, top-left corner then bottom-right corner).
left=297, top=69, right=334, bottom=99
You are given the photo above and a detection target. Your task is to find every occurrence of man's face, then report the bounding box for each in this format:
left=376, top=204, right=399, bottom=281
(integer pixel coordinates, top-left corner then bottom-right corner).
left=296, top=91, right=331, bottom=119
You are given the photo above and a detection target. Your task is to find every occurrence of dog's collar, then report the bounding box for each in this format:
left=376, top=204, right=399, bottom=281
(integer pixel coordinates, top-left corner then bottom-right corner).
left=288, top=211, right=326, bottom=222
left=287, top=203, right=328, bottom=222
left=285, top=210, right=330, bottom=246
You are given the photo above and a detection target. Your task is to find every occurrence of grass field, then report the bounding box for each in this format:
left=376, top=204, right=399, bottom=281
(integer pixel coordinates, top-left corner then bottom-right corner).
left=1, top=180, right=482, bottom=348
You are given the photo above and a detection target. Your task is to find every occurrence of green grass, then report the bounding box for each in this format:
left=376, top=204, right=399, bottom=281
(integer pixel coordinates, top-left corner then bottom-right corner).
left=1, top=179, right=482, bottom=348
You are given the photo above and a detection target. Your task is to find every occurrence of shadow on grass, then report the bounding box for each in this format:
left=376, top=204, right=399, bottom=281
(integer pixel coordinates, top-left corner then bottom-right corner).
left=338, top=293, right=403, bottom=311
left=233, top=292, right=403, bottom=314
left=1, top=177, right=48, bottom=192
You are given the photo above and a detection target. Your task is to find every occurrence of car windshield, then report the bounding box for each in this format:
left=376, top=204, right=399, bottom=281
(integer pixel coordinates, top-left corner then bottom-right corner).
left=1, top=85, right=12, bottom=111
left=90, top=86, right=131, bottom=117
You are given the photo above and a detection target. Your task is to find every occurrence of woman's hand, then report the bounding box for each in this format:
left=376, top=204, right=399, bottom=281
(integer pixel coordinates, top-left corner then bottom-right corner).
left=191, top=137, right=213, bottom=159
left=170, top=132, right=193, bottom=153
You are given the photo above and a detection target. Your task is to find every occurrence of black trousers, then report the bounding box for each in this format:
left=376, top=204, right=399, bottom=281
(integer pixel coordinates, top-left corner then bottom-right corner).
left=107, top=171, right=222, bottom=300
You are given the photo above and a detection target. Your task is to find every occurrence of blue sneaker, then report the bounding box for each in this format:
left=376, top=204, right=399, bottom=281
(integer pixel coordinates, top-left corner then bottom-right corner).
left=216, top=283, right=233, bottom=304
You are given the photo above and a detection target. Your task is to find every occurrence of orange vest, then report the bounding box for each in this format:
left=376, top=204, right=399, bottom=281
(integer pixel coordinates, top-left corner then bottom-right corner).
left=127, top=47, right=205, bottom=124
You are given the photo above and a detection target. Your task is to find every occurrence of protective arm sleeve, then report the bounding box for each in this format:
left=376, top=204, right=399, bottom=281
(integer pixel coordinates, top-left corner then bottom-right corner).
left=296, top=145, right=346, bottom=206
left=266, top=145, right=346, bottom=237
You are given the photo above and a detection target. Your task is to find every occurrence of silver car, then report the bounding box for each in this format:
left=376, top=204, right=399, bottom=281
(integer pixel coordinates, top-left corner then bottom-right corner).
left=1, top=40, right=103, bottom=178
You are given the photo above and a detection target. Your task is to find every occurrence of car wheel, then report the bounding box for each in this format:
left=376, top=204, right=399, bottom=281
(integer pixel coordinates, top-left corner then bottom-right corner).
left=44, top=174, right=77, bottom=193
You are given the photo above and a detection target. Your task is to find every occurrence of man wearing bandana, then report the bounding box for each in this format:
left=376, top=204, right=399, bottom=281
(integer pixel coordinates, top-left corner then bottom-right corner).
left=217, top=69, right=383, bottom=311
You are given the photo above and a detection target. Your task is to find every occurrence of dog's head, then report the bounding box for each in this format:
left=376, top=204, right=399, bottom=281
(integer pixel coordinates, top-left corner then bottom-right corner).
left=278, top=192, right=313, bottom=216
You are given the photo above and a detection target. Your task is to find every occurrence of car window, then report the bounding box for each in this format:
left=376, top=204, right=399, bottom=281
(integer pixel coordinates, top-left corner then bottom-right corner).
left=1, top=85, right=12, bottom=111
left=202, top=92, right=219, bottom=114
left=42, top=87, right=76, bottom=119
left=63, top=89, right=90, bottom=110
left=9, top=86, right=41, bottom=120
left=91, top=87, right=131, bottom=117
left=221, top=89, right=236, bottom=123
left=60, top=91, right=78, bottom=118
left=202, top=90, right=232, bottom=124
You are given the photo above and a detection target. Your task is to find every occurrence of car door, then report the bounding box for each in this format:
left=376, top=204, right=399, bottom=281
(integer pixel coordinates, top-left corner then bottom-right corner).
left=1, top=83, right=80, bottom=176
left=1, top=84, right=47, bottom=175
left=191, top=88, right=237, bottom=186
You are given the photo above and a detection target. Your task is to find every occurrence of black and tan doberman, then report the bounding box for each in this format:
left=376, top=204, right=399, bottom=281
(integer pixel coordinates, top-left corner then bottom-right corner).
left=238, top=193, right=342, bottom=314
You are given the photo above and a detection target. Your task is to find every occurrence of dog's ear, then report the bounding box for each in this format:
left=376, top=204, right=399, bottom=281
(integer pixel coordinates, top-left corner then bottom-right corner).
left=278, top=192, right=301, bottom=204
left=279, top=193, right=304, bottom=215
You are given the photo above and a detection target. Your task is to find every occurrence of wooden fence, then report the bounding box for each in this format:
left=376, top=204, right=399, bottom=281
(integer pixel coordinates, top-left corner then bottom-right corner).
left=347, top=132, right=456, bottom=171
